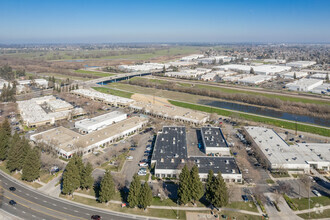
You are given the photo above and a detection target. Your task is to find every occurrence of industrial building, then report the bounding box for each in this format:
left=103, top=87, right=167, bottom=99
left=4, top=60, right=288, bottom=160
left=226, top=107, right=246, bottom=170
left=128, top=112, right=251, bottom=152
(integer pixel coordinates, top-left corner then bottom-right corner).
left=201, top=127, right=230, bottom=156
left=244, top=126, right=330, bottom=172
left=130, top=101, right=209, bottom=125
left=31, top=116, right=148, bottom=159
left=263, top=59, right=286, bottom=64
left=280, top=71, right=308, bottom=79
left=310, top=83, right=330, bottom=94
left=310, top=73, right=328, bottom=80
left=165, top=71, right=200, bottom=79
left=286, top=78, right=323, bottom=92
left=286, top=61, right=316, bottom=68
left=238, top=75, right=275, bottom=85
left=118, top=63, right=168, bottom=72
left=180, top=54, right=204, bottom=61
left=217, top=64, right=291, bottom=75
left=71, top=89, right=134, bottom=107
left=75, top=111, right=127, bottom=134
left=151, top=126, right=242, bottom=182
left=201, top=72, right=219, bottom=81
left=17, top=96, right=85, bottom=127
left=17, top=79, right=48, bottom=88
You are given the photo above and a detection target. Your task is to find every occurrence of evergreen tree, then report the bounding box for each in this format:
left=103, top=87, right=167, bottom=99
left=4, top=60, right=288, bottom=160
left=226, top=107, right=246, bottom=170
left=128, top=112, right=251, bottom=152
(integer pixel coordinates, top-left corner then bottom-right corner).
left=326, top=73, right=329, bottom=83
left=293, top=72, right=297, bottom=79
left=178, top=164, right=191, bottom=205
left=81, top=162, right=94, bottom=190
left=210, top=172, right=228, bottom=208
left=162, top=65, right=166, bottom=74
left=250, top=68, right=255, bottom=74
left=127, top=174, right=141, bottom=208
left=62, top=159, right=80, bottom=195
left=76, top=84, right=79, bottom=90
left=6, top=135, right=29, bottom=172
left=71, top=154, right=84, bottom=186
left=99, top=170, right=115, bottom=203
left=22, top=148, right=41, bottom=182
left=205, top=170, right=215, bottom=202
left=190, top=165, right=204, bottom=204
left=139, top=182, right=152, bottom=210
left=0, top=119, right=11, bottom=160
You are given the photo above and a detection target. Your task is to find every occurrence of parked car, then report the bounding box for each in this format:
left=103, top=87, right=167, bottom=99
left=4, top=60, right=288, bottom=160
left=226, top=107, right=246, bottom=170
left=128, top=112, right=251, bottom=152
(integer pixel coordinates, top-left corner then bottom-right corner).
left=139, top=162, right=148, bottom=167
left=242, top=195, right=249, bottom=202
left=126, top=156, right=133, bottom=160
left=129, top=148, right=136, bottom=151
left=312, top=190, right=321, bottom=197
left=138, top=171, right=147, bottom=176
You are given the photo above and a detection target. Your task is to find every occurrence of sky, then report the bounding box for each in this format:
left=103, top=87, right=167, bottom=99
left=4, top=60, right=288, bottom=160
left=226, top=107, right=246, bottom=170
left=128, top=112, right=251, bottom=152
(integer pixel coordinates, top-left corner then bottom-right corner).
left=0, top=0, right=329, bottom=44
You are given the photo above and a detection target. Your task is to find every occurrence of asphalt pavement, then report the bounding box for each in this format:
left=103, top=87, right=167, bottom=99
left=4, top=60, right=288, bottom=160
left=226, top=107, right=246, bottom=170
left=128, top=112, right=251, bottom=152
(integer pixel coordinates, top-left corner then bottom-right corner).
left=0, top=171, right=166, bottom=220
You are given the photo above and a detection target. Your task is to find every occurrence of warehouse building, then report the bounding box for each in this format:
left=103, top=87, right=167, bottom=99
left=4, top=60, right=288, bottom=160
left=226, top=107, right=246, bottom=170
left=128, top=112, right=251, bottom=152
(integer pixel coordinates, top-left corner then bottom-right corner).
left=286, top=78, right=323, bottom=92
left=31, top=116, right=148, bottom=159
left=280, top=71, right=308, bottom=79
left=118, top=63, right=168, bottom=72
left=238, top=75, right=275, bottom=85
left=310, top=73, right=328, bottom=80
left=71, top=89, right=134, bottom=107
left=217, top=64, right=291, bottom=75
left=17, top=96, right=85, bottom=127
left=130, top=101, right=208, bottom=125
left=244, top=126, right=330, bottom=172
left=75, top=111, right=127, bottom=134
left=201, top=127, right=230, bottom=156
left=286, top=61, right=316, bottom=68
left=151, top=127, right=242, bottom=183
left=310, top=83, right=330, bottom=94
left=180, top=54, right=204, bottom=61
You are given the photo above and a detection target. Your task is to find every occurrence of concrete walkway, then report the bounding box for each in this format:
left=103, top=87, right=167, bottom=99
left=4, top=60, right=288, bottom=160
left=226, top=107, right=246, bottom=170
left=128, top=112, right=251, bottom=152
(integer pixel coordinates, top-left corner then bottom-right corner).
left=294, top=205, right=330, bottom=214
left=39, top=174, right=62, bottom=197
left=73, top=192, right=262, bottom=216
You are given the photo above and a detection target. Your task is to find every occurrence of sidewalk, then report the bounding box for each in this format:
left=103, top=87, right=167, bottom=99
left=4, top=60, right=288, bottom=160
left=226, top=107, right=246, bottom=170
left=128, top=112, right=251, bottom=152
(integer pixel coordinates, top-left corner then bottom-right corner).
left=39, top=174, right=62, bottom=197
left=0, top=209, right=21, bottom=220
left=294, top=205, right=330, bottom=214
left=73, top=192, right=262, bottom=216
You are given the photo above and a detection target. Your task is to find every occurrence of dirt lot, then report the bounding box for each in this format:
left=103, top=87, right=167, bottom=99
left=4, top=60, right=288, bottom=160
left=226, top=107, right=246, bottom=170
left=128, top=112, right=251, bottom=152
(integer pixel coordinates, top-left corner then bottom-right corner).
left=131, top=93, right=170, bottom=106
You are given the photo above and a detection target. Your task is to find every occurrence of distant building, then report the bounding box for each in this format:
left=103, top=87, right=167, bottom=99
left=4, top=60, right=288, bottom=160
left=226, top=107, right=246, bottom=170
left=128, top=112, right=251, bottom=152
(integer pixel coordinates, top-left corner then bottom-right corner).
left=286, top=61, right=316, bottom=68
left=151, top=126, right=242, bottom=183
left=238, top=75, right=275, bottom=85
left=280, top=72, right=308, bottom=79
left=310, top=73, right=328, bottom=80
left=180, top=54, right=204, bottom=62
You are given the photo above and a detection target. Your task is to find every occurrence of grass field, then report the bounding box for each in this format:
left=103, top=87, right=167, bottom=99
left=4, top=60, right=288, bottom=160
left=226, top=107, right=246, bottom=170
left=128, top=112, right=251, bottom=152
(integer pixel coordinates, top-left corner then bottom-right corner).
left=92, top=87, right=133, bottom=98
left=290, top=196, right=330, bottom=210
left=297, top=208, right=330, bottom=219
left=168, top=100, right=330, bottom=137
left=226, top=201, right=258, bottom=212
left=74, top=69, right=114, bottom=77
left=131, top=77, right=330, bottom=105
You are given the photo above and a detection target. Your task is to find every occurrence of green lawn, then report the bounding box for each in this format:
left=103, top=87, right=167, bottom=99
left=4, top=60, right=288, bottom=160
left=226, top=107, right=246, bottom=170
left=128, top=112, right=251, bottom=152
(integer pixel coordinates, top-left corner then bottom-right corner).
left=270, top=172, right=290, bottom=178
left=100, top=151, right=129, bottom=172
left=92, top=87, right=133, bottom=98
left=291, top=196, right=330, bottom=210
left=298, top=208, right=330, bottom=219
left=74, top=69, right=114, bottom=77
left=168, top=100, right=330, bottom=137
left=225, top=201, right=258, bottom=212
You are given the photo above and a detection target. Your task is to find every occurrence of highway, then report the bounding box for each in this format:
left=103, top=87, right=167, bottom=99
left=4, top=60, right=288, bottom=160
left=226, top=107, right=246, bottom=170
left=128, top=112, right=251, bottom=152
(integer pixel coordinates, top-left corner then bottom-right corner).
left=0, top=171, right=162, bottom=220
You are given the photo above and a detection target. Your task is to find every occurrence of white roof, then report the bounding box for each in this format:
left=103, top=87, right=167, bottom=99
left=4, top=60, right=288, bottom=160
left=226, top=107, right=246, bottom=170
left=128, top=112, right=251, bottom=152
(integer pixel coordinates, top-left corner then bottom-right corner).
left=238, top=75, right=274, bottom=84
left=75, top=111, right=126, bottom=129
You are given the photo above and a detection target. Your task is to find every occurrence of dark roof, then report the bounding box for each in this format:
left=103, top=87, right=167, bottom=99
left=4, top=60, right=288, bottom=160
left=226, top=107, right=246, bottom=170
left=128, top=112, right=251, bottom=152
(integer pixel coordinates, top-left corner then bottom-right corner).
left=152, top=126, right=188, bottom=170
left=201, top=127, right=228, bottom=148
left=190, top=156, right=240, bottom=175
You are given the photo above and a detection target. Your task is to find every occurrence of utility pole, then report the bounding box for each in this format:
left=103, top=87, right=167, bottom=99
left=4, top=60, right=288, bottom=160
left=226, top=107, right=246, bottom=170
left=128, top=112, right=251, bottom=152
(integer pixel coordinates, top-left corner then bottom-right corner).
left=309, top=178, right=311, bottom=219
left=176, top=198, right=179, bottom=219
left=295, top=117, right=298, bottom=136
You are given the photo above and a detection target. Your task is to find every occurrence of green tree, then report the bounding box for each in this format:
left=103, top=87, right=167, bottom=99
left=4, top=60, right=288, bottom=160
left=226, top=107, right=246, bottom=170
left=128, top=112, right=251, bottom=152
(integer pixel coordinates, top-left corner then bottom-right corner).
left=127, top=174, right=141, bottom=208
left=62, top=159, right=80, bottom=195
left=211, top=172, right=228, bottom=208
left=71, top=154, right=84, bottom=186
left=326, top=73, right=329, bottom=83
left=293, top=72, right=297, bottom=79
left=22, top=148, right=41, bottom=182
left=205, top=170, right=215, bottom=202
left=190, top=165, right=203, bottom=204
left=6, top=135, right=29, bottom=172
left=139, top=182, right=152, bottom=210
left=178, top=164, right=191, bottom=205
left=250, top=67, right=255, bottom=74
left=99, top=170, right=115, bottom=203
left=0, top=119, right=11, bottom=160
left=81, top=162, right=94, bottom=190
left=162, top=65, right=166, bottom=74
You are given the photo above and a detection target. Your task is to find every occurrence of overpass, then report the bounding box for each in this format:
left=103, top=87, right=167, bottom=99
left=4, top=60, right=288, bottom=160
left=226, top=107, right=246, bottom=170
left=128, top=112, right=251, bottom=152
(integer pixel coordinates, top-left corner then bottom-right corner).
left=83, top=71, right=158, bottom=86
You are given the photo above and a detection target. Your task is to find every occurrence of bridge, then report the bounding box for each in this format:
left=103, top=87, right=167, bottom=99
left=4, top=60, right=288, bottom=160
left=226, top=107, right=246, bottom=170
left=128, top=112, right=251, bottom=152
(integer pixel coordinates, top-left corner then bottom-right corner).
left=82, top=71, right=158, bottom=86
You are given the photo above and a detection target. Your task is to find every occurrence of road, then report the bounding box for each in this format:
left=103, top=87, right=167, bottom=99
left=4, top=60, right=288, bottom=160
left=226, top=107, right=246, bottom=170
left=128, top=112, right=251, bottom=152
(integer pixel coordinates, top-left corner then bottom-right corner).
left=0, top=172, right=166, bottom=220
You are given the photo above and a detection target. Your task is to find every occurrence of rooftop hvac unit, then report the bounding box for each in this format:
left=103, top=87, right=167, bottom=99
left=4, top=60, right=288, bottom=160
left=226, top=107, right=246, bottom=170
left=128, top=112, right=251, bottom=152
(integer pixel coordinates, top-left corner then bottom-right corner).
left=161, top=158, right=164, bottom=162
left=232, top=169, right=236, bottom=174
left=225, top=160, right=229, bottom=164
left=171, top=159, right=174, bottom=163
left=174, top=154, right=179, bottom=158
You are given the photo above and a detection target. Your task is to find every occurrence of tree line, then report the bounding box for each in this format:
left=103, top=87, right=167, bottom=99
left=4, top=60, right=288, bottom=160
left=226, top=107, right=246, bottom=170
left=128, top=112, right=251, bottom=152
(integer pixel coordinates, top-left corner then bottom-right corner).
left=0, top=119, right=41, bottom=182
left=126, top=78, right=330, bottom=119
left=178, top=164, right=228, bottom=208
left=0, top=64, right=26, bottom=81
left=0, top=83, right=16, bottom=102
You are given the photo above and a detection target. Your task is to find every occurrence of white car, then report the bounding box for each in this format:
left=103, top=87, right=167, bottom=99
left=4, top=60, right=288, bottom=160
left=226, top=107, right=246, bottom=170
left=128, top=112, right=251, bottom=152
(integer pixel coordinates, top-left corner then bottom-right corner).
left=312, top=190, right=321, bottom=197
left=126, top=156, right=133, bottom=160
left=139, top=162, right=148, bottom=167
left=138, top=171, right=147, bottom=176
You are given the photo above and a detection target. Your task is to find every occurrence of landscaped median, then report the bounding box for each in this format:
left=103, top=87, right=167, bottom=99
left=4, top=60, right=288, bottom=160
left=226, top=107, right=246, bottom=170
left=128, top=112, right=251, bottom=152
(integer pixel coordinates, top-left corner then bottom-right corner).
left=92, top=87, right=133, bottom=98
left=168, top=100, right=330, bottom=137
